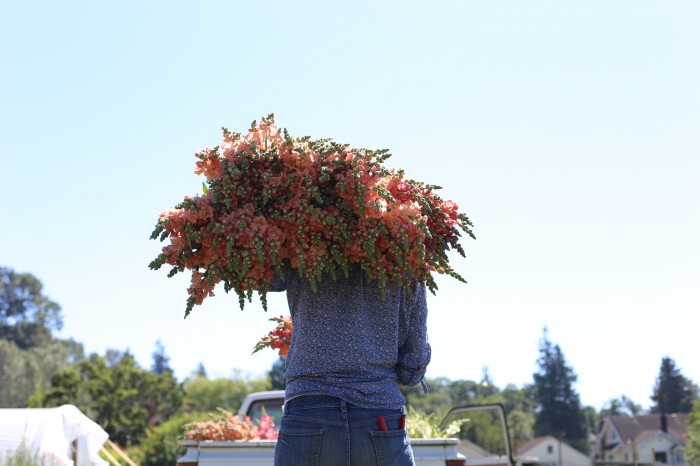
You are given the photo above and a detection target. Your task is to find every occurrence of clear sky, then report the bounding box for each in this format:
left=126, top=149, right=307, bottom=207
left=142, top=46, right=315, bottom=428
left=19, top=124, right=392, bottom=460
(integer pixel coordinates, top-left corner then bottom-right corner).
left=1, top=0, right=698, bottom=411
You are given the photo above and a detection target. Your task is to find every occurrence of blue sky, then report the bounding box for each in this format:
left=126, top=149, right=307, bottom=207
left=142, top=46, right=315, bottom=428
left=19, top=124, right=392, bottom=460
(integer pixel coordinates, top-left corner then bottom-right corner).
left=2, top=0, right=698, bottom=411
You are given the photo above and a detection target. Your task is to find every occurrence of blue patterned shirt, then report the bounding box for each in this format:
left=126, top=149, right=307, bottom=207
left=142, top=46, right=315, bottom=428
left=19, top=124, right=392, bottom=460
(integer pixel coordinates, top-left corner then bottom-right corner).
left=269, top=264, right=431, bottom=409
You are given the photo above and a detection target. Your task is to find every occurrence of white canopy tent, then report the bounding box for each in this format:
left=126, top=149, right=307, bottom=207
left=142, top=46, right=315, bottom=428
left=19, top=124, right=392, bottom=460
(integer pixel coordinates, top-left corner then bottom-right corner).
left=0, top=405, right=109, bottom=466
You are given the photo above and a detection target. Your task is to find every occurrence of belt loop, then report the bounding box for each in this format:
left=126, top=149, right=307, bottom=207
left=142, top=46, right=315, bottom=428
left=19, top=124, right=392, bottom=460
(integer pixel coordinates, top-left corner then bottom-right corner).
left=340, top=399, right=347, bottom=413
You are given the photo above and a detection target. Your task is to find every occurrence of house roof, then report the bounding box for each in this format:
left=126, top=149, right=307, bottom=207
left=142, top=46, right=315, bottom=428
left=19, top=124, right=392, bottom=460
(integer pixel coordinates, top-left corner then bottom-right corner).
left=516, top=435, right=585, bottom=456
left=608, top=414, right=689, bottom=445
left=516, top=436, right=547, bottom=455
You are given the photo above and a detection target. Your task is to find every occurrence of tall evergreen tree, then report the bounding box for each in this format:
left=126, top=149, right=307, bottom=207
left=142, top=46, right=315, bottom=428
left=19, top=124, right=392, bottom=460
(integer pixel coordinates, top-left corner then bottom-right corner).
left=194, top=362, right=208, bottom=378
left=532, top=328, right=589, bottom=453
left=650, top=356, right=699, bottom=414
left=151, top=339, right=173, bottom=375
left=269, top=356, right=286, bottom=390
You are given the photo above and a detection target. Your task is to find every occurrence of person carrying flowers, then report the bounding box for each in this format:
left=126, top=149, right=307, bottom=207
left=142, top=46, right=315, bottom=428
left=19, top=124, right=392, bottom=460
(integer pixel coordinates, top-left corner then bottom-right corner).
left=268, top=260, right=430, bottom=465
left=150, top=115, right=475, bottom=465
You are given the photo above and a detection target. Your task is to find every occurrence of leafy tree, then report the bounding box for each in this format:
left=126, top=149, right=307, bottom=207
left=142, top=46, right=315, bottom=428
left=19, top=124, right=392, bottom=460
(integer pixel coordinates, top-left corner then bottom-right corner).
left=183, top=371, right=271, bottom=413
left=0, top=268, right=84, bottom=408
left=34, top=351, right=184, bottom=445
left=0, top=268, right=62, bottom=347
left=130, top=411, right=210, bottom=466
left=601, top=395, right=642, bottom=416
left=269, top=356, right=286, bottom=390
left=1, top=336, right=82, bottom=408
left=650, top=356, right=699, bottom=414
left=532, top=328, right=588, bottom=453
left=501, top=384, right=537, bottom=452
left=687, top=398, right=700, bottom=466
left=0, top=339, right=33, bottom=407
left=402, top=377, right=451, bottom=417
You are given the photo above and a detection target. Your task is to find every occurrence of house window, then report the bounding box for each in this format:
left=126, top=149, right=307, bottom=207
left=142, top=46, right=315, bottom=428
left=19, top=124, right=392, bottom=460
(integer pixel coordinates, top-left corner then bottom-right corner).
left=655, top=451, right=668, bottom=464
left=547, top=445, right=554, bottom=454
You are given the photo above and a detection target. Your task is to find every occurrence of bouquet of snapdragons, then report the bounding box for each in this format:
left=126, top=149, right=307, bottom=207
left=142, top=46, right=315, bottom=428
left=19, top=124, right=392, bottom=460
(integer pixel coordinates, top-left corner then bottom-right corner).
left=150, top=114, right=474, bottom=317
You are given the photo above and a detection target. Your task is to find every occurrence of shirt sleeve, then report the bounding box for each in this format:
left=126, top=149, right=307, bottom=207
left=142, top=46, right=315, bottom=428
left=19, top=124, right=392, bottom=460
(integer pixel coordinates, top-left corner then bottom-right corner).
left=396, top=283, right=431, bottom=387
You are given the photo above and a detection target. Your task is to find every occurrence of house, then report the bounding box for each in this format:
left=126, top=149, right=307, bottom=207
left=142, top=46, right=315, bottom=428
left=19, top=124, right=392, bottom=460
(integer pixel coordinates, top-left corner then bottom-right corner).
left=594, top=413, right=689, bottom=465
left=516, top=435, right=592, bottom=466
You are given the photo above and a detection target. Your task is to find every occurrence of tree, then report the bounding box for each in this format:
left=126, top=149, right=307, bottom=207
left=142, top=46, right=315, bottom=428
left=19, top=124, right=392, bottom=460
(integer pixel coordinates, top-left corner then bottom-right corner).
left=1, top=268, right=61, bottom=330
left=601, top=395, right=642, bottom=416
left=401, top=377, right=451, bottom=416
left=183, top=371, right=271, bottom=413
left=34, top=351, right=184, bottom=445
left=151, top=340, right=172, bottom=376
left=0, top=268, right=62, bottom=349
left=532, top=328, right=589, bottom=453
left=687, top=398, right=700, bottom=466
left=194, top=362, right=207, bottom=378
left=0, top=339, right=33, bottom=407
left=269, top=356, right=286, bottom=390
left=131, top=411, right=210, bottom=466
left=650, top=357, right=699, bottom=414
left=1, top=336, right=82, bottom=408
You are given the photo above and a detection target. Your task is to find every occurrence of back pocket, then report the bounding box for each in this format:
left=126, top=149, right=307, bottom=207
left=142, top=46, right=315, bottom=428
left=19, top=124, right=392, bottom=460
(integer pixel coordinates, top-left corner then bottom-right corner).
left=370, top=430, right=414, bottom=466
left=275, top=429, right=324, bottom=466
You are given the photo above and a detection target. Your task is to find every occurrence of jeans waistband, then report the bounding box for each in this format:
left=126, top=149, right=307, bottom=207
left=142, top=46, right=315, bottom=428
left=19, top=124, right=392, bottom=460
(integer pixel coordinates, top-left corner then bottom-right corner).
left=284, top=394, right=344, bottom=412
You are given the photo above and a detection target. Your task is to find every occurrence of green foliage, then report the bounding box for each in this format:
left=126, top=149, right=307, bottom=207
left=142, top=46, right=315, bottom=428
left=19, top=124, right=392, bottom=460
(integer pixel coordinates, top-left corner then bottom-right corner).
left=650, top=356, right=699, bottom=414
left=1, top=336, right=80, bottom=408
left=406, top=406, right=467, bottom=439
left=532, top=328, right=589, bottom=454
left=401, top=376, right=537, bottom=454
left=601, top=395, right=642, bottom=416
left=268, top=356, right=286, bottom=390
left=34, top=351, right=184, bottom=446
left=129, top=412, right=210, bottom=466
left=151, top=340, right=172, bottom=376
left=0, top=268, right=83, bottom=408
left=687, top=398, right=700, bottom=466
left=0, top=267, right=62, bottom=333
left=401, top=377, right=451, bottom=418
left=183, top=371, right=271, bottom=413
left=0, top=339, right=33, bottom=407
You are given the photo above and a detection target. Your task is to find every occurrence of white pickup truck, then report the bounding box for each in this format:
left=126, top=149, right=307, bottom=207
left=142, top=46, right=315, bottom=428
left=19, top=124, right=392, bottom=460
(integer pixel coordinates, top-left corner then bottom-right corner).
left=177, top=390, right=537, bottom=466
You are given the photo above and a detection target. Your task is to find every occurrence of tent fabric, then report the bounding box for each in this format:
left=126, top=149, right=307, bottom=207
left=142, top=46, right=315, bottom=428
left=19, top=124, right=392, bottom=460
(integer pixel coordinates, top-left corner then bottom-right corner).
left=0, top=405, right=108, bottom=466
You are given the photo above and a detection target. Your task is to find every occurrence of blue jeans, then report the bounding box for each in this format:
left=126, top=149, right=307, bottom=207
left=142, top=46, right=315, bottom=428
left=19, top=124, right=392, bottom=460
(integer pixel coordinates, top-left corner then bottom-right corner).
left=274, top=395, right=415, bottom=466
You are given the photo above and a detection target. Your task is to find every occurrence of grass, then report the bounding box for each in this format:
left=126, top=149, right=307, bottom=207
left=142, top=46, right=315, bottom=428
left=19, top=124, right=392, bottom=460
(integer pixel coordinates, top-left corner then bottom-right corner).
left=0, top=442, right=45, bottom=466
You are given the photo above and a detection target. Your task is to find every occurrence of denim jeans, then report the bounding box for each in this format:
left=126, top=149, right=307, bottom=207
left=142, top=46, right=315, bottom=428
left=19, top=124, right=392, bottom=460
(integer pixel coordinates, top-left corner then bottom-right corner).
left=274, top=394, right=415, bottom=466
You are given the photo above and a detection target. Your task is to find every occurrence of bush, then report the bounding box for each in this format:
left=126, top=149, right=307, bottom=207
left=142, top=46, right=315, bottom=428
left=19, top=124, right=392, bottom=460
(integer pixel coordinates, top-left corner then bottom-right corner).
left=130, top=412, right=210, bottom=466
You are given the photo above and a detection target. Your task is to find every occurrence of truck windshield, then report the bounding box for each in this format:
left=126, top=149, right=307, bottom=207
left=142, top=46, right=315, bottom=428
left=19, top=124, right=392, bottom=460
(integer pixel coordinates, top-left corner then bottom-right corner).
left=246, top=399, right=284, bottom=429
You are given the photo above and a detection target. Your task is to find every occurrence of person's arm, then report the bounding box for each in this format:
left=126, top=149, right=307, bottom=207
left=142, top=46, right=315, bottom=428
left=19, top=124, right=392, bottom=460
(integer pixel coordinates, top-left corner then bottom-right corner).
left=396, top=283, right=431, bottom=387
